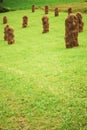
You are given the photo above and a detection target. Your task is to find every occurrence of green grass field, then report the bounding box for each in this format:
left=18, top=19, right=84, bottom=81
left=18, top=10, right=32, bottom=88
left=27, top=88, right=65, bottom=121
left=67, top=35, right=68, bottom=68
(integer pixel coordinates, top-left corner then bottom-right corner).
left=2, top=0, right=83, bottom=10
left=2, top=0, right=87, bottom=13
left=0, top=0, right=87, bottom=129
left=0, top=9, right=87, bottom=129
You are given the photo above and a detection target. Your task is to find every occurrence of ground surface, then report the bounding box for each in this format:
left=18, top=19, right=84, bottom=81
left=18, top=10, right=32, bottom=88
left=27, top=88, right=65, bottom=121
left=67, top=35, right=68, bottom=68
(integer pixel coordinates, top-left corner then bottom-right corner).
left=0, top=8, right=87, bottom=130
left=2, top=0, right=84, bottom=10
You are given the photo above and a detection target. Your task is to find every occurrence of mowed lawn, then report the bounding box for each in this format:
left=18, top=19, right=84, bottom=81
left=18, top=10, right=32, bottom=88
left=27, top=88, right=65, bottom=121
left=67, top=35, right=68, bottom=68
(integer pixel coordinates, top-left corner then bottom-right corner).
left=0, top=9, right=87, bottom=130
